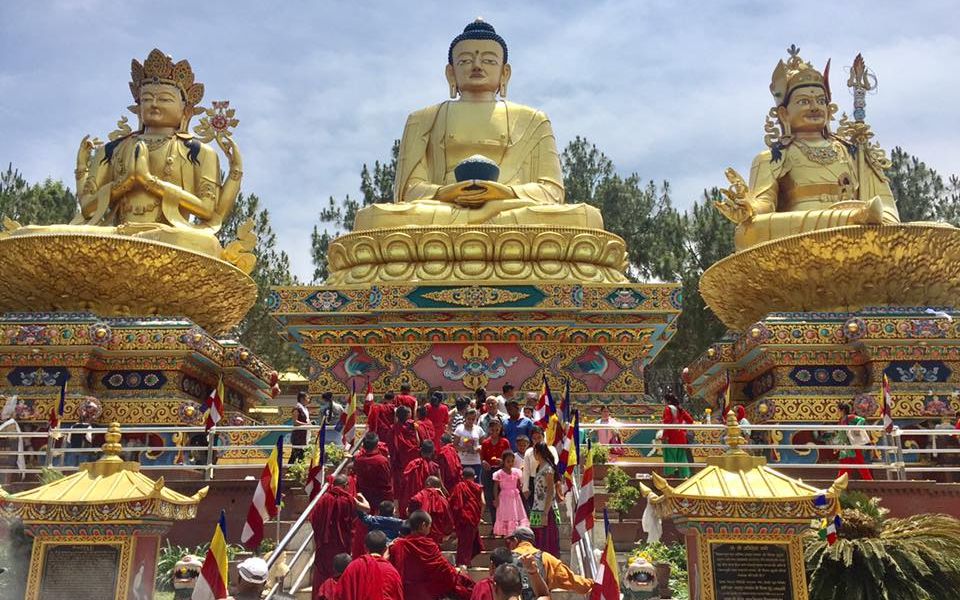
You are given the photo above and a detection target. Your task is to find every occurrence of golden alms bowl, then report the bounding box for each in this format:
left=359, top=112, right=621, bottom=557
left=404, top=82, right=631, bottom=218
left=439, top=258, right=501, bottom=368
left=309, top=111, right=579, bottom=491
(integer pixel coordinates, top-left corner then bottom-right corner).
left=700, top=223, right=960, bottom=330
left=0, top=232, right=256, bottom=333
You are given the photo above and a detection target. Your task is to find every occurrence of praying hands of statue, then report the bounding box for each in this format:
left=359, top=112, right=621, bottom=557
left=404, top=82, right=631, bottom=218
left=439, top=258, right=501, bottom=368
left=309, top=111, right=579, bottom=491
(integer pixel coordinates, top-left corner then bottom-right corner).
left=434, top=179, right=516, bottom=207
left=115, top=139, right=216, bottom=221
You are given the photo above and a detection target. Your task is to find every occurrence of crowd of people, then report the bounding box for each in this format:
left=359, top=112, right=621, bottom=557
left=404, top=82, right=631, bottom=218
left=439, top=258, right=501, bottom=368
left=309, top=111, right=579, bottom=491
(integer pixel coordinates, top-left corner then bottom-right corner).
left=298, top=384, right=597, bottom=600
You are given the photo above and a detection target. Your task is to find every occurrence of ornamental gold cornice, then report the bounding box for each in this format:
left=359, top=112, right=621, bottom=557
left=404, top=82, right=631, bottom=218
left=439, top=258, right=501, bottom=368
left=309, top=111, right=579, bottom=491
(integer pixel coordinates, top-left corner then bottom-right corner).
left=325, top=225, right=630, bottom=285
left=657, top=496, right=829, bottom=522
left=0, top=233, right=256, bottom=334
left=1, top=497, right=199, bottom=523
left=701, top=224, right=960, bottom=330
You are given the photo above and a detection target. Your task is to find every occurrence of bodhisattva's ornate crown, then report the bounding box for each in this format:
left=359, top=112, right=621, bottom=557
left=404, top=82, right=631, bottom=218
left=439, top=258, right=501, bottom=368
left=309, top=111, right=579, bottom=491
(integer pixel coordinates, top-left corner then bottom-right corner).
left=129, top=49, right=205, bottom=111
left=770, top=44, right=826, bottom=106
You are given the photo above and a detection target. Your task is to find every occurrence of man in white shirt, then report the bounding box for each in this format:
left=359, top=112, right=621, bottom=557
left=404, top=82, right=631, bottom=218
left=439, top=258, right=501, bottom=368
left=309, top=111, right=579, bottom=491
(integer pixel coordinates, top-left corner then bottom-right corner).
left=493, top=382, right=517, bottom=414
left=478, top=396, right=507, bottom=436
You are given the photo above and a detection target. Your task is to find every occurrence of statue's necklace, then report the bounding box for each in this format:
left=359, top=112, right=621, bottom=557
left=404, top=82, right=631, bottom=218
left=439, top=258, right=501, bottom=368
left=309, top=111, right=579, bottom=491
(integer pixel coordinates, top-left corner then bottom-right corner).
left=792, top=139, right=840, bottom=165
left=139, top=134, right=172, bottom=152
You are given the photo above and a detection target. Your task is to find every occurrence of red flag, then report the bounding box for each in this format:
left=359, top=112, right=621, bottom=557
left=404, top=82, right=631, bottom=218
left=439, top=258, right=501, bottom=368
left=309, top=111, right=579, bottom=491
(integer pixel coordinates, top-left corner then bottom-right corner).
left=205, top=376, right=225, bottom=432
left=240, top=437, right=282, bottom=550
left=572, top=439, right=595, bottom=544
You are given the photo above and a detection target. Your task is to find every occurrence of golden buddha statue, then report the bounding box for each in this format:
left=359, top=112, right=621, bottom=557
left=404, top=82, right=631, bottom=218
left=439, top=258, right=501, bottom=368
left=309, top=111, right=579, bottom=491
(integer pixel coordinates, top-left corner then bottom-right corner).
left=353, top=19, right=602, bottom=230
left=714, top=46, right=900, bottom=251
left=3, top=49, right=244, bottom=258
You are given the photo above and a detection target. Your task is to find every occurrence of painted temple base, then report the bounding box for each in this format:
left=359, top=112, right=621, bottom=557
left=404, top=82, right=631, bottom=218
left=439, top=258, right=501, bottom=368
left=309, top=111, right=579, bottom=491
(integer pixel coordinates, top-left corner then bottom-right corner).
left=270, top=281, right=680, bottom=411
left=0, top=312, right=277, bottom=466
left=642, top=418, right=846, bottom=600
left=0, top=232, right=257, bottom=334
left=324, top=224, right=630, bottom=285
left=700, top=224, right=960, bottom=331
left=0, top=423, right=205, bottom=600
left=686, top=307, right=960, bottom=466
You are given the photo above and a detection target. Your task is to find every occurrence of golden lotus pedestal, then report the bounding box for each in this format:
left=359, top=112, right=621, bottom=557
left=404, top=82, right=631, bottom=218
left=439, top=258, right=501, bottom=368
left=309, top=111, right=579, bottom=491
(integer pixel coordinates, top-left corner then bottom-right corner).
left=643, top=418, right=846, bottom=600
left=273, top=224, right=680, bottom=410
left=324, top=224, right=632, bottom=285
left=0, top=233, right=279, bottom=464
left=687, top=224, right=960, bottom=467
left=0, top=423, right=206, bottom=600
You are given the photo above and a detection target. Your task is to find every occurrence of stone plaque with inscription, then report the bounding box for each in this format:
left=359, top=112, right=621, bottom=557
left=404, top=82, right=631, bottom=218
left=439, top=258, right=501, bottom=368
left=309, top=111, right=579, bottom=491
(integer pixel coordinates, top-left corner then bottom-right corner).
left=710, top=542, right=794, bottom=600
left=39, top=544, right=120, bottom=600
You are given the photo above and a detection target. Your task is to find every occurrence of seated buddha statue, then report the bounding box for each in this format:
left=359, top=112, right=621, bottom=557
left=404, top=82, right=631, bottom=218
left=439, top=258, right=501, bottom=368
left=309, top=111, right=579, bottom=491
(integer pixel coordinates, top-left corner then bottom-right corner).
left=3, top=49, right=242, bottom=258
left=714, top=46, right=900, bottom=251
left=353, top=19, right=603, bottom=230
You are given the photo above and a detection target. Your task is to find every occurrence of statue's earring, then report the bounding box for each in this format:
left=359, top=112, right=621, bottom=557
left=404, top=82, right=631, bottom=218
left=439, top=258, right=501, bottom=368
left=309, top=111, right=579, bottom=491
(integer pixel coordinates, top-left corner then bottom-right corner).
left=498, top=81, right=508, bottom=98
left=449, top=83, right=459, bottom=99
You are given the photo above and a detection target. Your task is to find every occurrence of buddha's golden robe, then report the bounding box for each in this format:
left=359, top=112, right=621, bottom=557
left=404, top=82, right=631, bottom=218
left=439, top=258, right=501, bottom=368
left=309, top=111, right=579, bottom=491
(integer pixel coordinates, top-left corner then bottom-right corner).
left=30, top=133, right=226, bottom=256
left=734, top=138, right=900, bottom=250
left=353, top=100, right=603, bottom=230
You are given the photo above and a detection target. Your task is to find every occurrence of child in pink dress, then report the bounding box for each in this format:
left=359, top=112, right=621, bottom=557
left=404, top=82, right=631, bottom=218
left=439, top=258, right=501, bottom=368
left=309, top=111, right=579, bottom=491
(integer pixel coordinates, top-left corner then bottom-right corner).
left=492, top=450, right=529, bottom=536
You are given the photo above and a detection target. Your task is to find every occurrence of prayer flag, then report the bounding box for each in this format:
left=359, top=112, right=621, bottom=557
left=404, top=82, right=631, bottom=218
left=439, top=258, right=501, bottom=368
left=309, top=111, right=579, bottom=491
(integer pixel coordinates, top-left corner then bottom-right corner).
left=341, top=380, right=358, bottom=446
left=192, top=510, right=228, bottom=600
left=592, top=509, right=620, bottom=600
left=720, top=371, right=732, bottom=417
left=240, top=437, right=283, bottom=550
left=881, top=373, right=894, bottom=433
left=558, top=411, right=578, bottom=494
left=533, top=376, right=556, bottom=429
left=364, top=380, right=374, bottom=406
left=204, top=376, right=225, bottom=432
left=572, top=439, right=595, bottom=544
left=49, top=381, right=66, bottom=430
left=304, top=418, right=327, bottom=501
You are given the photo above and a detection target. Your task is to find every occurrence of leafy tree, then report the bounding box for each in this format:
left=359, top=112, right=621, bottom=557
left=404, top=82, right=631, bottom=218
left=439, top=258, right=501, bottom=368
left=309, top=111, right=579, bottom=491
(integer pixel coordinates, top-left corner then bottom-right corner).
left=0, top=163, right=76, bottom=226
left=311, top=141, right=398, bottom=282
left=887, top=147, right=960, bottom=225
left=217, top=192, right=305, bottom=371
left=561, top=137, right=684, bottom=281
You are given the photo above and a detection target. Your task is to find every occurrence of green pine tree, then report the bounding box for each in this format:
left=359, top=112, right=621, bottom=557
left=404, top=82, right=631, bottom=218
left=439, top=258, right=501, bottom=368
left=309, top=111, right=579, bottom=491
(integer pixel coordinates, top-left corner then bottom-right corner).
left=0, top=163, right=77, bottom=226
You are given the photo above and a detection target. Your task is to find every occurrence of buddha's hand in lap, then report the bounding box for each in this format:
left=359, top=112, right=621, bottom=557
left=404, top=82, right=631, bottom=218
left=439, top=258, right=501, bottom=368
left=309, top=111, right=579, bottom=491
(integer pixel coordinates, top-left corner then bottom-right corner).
left=435, top=180, right=516, bottom=206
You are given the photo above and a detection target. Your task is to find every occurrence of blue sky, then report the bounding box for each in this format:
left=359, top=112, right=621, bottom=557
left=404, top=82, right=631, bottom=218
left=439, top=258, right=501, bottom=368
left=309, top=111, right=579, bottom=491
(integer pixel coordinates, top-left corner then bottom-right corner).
left=2, top=1, right=958, bottom=280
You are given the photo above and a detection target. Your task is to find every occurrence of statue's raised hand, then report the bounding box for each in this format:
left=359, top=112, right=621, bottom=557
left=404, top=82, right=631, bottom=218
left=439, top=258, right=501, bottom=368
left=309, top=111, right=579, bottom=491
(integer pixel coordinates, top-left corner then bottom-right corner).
left=75, top=135, right=103, bottom=173
left=714, top=168, right=754, bottom=224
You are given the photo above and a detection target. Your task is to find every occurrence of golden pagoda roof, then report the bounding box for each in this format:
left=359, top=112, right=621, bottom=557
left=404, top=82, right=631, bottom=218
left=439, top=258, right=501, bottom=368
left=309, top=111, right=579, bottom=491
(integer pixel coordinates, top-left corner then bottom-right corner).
left=642, top=414, right=845, bottom=521
left=0, top=422, right=206, bottom=523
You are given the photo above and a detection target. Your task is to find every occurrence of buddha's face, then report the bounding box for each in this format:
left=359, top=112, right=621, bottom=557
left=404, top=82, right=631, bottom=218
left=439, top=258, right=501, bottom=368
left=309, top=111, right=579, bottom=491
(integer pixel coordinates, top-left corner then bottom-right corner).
left=778, top=86, right=829, bottom=134
left=139, top=82, right=187, bottom=129
left=446, top=39, right=510, bottom=96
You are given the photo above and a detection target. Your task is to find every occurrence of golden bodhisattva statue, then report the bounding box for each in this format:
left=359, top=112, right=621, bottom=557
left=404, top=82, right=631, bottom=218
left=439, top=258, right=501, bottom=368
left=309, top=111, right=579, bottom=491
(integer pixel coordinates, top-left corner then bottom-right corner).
left=715, top=46, right=900, bottom=251
left=353, top=19, right=602, bottom=230
left=4, top=49, right=248, bottom=260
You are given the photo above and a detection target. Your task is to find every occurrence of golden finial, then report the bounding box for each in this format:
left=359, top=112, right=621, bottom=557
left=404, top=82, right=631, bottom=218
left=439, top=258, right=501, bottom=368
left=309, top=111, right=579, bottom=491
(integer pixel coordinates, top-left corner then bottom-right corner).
left=725, top=411, right=747, bottom=454
left=101, top=421, right=123, bottom=458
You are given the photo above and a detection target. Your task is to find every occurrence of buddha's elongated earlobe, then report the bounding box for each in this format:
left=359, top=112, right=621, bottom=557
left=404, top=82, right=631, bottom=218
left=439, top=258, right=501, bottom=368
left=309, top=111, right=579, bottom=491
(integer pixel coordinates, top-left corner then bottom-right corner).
left=498, top=81, right=507, bottom=98
left=449, top=83, right=459, bottom=99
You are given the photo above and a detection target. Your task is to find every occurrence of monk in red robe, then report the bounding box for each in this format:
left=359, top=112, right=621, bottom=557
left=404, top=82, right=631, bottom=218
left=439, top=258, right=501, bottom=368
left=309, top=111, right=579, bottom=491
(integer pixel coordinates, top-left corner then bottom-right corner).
left=425, top=391, right=450, bottom=445
left=399, top=439, right=441, bottom=515
left=353, top=432, right=394, bottom=512
left=415, top=406, right=436, bottom=452
left=469, top=547, right=517, bottom=600
left=392, top=405, right=421, bottom=497
left=311, top=475, right=356, bottom=594
left=316, top=553, right=351, bottom=600
left=449, top=468, right=485, bottom=567
left=436, top=434, right=463, bottom=491
left=365, top=391, right=396, bottom=455
left=394, top=383, right=418, bottom=414
left=409, top=476, right=453, bottom=544
left=387, top=510, right=474, bottom=600
left=337, top=530, right=403, bottom=600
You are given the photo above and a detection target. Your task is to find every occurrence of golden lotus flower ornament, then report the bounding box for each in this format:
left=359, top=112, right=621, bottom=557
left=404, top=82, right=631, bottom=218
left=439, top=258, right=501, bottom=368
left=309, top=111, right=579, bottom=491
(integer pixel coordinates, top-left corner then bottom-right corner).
left=193, top=100, right=238, bottom=144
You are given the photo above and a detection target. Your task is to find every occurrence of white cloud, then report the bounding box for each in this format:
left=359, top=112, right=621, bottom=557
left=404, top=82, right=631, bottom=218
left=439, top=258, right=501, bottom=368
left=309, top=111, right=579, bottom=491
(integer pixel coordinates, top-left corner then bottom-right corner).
left=1, top=1, right=958, bottom=280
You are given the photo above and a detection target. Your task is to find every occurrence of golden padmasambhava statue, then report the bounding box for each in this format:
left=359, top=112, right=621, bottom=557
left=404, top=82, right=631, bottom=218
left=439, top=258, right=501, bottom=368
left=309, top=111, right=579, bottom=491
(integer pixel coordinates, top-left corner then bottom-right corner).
left=5, top=49, right=247, bottom=260
left=714, top=45, right=900, bottom=251
left=353, top=19, right=602, bottom=229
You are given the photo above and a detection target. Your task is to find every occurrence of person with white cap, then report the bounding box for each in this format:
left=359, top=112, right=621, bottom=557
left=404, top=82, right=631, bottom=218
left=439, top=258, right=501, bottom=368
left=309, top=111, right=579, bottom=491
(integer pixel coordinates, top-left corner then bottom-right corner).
left=231, top=556, right=268, bottom=600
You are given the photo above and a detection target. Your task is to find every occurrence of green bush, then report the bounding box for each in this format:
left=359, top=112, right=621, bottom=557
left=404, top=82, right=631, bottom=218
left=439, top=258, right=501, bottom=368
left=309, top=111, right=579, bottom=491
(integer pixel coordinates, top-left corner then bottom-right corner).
left=590, top=444, right=609, bottom=466
left=603, top=465, right=630, bottom=494
left=609, top=485, right=642, bottom=516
